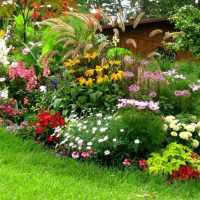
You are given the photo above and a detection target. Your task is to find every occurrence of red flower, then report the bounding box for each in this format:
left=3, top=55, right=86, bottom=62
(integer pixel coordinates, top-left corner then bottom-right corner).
left=32, top=11, right=40, bottom=21
left=47, top=135, right=53, bottom=142
left=138, top=159, right=147, bottom=170
left=59, top=117, right=65, bottom=126
left=36, top=126, right=44, bottom=134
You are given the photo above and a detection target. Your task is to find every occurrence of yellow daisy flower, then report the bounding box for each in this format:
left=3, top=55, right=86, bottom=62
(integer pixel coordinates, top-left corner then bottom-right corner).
left=0, top=30, right=5, bottom=39
left=64, top=59, right=80, bottom=67
left=85, top=69, right=94, bottom=77
left=96, top=66, right=104, bottom=74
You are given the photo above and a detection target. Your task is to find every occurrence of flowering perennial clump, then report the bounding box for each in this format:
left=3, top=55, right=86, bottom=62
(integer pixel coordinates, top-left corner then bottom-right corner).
left=9, top=61, right=38, bottom=91
left=35, top=111, right=66, bottom=144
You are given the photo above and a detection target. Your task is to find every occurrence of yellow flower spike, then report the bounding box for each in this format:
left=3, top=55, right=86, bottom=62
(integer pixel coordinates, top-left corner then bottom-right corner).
left=109, top=60, right=121, bottom=66
left=96, top=66, right=104, bottom=74
left=85, top=69, right=94, bottom=77
left=0, top=30, right=5, bottom=39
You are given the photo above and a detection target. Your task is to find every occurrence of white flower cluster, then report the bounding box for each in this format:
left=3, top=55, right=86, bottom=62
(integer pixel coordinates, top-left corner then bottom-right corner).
left=0, top=37, right=11, bottom=66
left=58, top=111, right=126, bottom=158
left=164, top=115, right=200, bottom=148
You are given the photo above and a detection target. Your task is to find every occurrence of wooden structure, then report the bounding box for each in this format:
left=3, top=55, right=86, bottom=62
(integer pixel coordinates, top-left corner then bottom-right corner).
left=103, top=18, right=192, bottom=60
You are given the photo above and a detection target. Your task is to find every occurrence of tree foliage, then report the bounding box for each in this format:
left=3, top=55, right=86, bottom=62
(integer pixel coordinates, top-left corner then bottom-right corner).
left=170, top=5, right=200, bottom=58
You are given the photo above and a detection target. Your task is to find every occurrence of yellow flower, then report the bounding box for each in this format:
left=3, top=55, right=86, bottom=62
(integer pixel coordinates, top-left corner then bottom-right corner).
left=68, top=69, right=76, bottom=74
left=0, top=30, right=5, bottom=39
left=110, top=71, right=124, bottom=81
left=78, top=77, right=93, bottom=86
left=110, top=73, right=119, bottom=81
left=83, top=52, right=98, bottom=59
left=96, top=75, right=108, bottom=84
left=85, top=69, right=94, bottom=77
left=102, top=65, right=109, bottom=70
left=64, top=59, right=80, bottom=67
left=96, top=66, right=104, bottom=74
left=109, top=60, right=121, bottom=65
left=85, top=78, right=93, bottom=86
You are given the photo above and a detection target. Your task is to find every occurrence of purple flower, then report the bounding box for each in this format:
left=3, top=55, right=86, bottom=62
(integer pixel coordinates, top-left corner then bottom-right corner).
left=129, top=84, right=140, bottom=93
left=51, top=79, right=57, bottom=89
left=22, top=47, right=30, bottom=55
left=162, top=69, right=177, bottom=76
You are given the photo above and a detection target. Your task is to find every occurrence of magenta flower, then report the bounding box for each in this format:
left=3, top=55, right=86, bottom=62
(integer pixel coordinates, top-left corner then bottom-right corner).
left=138, top=159, right=147, bottom=169
left=81, top=152, right=90, bottom=158
left=42, top=58, right=51, bottom=78
left=123, top=158, right=132, bottom=166
left=23, top=97, right=29, bottom=105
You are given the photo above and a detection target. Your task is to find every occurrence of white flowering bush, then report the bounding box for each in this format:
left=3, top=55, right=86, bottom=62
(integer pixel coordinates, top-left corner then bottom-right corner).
left=58, top=107, right=166, bottom=167
left=164, top=115, right=200, bottom=153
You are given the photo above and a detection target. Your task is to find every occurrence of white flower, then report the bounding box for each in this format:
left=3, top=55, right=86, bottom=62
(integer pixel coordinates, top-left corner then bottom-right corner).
left=39, top=85, right=47, bottom=93
left=164, top=115, right=175, bottom=123
left=191, top=139, right=199, bottom=148
left=69, top=143, right=74, bottom=147
left=196, top=122, right=200, bottom=130
left=134, top=139, right=140, bottom=144
left=75, top=137, right=80, bottom=141
left=184, top=124, right=195, bottom=133
left=179, top=131, right=192, bottom=140
left=77, top=123, right=82, bottom=127
left=170, top=131, right=178, bottom=137
left=82, top=125, right=87, bottom=130
left=120, top=129, right=124, bottom=132
left=86, top=146, right=92, bottom=150
left=87, top=142, right=92, bottom=146
left=104, top=150, right=110, bottom=155
left=100, top=127, right=108, bottom=132
left=162, top=124, right=168, bottom=131
left=0, top=87, right=8, bottom=98
left=98, top=138, right=104, bottom=143
left=92, top=127, right=97, bottom=133
left=97, top=120, right=102, bottom=125
left=0, top=77, right=6, bottom=82
left=78, top=139, right=83, bottom=145
left=107, top=116, right=113, bottom=120
left=96, top=113, right=103, bottom=117
left=0, top=38, right=11, bottom=65
left=113, top=138, right=117, bottom=142
left=103, top=135, right=108, bottom=141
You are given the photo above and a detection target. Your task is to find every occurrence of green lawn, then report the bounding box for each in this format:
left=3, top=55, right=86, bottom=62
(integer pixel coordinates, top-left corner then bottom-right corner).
left=0, top=128, right=199, bottom=200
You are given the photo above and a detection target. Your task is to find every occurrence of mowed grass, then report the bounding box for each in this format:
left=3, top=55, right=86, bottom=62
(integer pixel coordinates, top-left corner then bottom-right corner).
left=0, top=129, right=200, bottom=200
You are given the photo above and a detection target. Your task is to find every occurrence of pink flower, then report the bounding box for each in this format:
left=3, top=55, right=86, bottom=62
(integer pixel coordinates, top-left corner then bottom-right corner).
left=22, top=47, right=30, bottom=55
left=81, top=152, right=90, bottom=158
left=71, top=151, right=80, bottom=159
left=42, top=58, right=51, bottom=78
left=189, top=84, right=200, bottom=92
left=123, top=158, right=132, bottom=166
left=23, top=97, right=29, bottom=105
left=138, top=159, right=147, bottom=169
left=149, top=91, right=157, bottom=98
left=122, top=71, right=135, bottom=79
left=174, top=90, right=191, bottom=96
left=140, top=59, right=149, bottom=65
left=129, top=84, right=140, bottom=93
